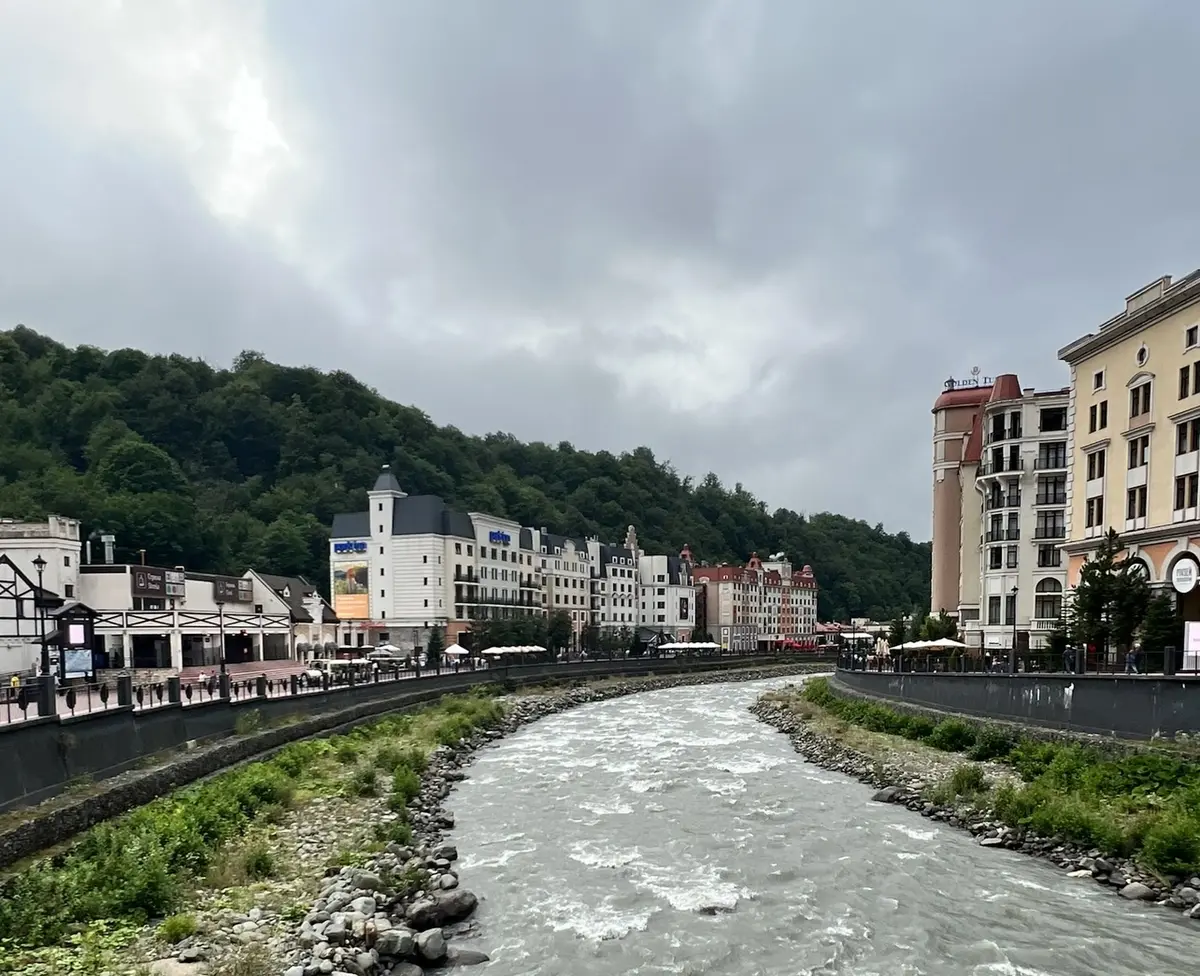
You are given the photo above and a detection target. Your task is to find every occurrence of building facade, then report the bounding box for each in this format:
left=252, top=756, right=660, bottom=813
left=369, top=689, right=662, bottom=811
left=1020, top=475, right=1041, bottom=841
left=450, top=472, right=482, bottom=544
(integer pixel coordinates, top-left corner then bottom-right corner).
left=1059, top=270, right=1200, bottom=620
left=963, top=376, right=1070, bottom=651
left=329, top=468, right=697, bottom=651
left=692, top=553, right=818, bottom=652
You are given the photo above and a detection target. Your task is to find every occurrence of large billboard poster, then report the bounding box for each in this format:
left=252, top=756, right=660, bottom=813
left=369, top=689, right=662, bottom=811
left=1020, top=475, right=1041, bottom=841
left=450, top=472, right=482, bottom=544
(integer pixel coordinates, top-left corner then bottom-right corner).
left=332, top=541, right=370, bottom=618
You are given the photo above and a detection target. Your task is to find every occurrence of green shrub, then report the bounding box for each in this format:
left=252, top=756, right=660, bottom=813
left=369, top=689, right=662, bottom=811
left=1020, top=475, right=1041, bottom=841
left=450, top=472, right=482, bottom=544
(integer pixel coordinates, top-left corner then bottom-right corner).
left=372, top=819, right=414, bottom=846
left=1140, top=811, right=1200, bottom=876
left=925, top=719, right=977, bottom=753
left=967, top=727, right=1015, bottom=761
left=348, top=765, right=378, bottom=797
left=391, top=767, right=421, bottom=804
left=158, top=913, right=198, bottom=944
left=240, top=843, right=276, bottom=881
left=333, top=738, right=360, bottom=765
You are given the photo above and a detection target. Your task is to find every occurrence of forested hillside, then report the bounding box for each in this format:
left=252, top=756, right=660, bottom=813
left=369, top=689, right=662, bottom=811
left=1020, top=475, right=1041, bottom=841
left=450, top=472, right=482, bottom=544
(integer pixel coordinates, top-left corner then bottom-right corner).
left=0, top=327, right=930, bottom=620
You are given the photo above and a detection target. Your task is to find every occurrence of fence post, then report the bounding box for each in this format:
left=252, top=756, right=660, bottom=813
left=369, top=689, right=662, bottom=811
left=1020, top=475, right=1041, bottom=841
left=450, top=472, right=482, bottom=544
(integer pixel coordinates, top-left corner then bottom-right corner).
left=219, top=672, right=231, bottom=700
left=117, top=674, right=133, bottom=707
left=290, top=674, right=300, bottom=695
left=256, top=674, right=268, bottom=698
left=167, top=677, right=181, bottom=704
left=1164, top=645, right=1177, bottom=677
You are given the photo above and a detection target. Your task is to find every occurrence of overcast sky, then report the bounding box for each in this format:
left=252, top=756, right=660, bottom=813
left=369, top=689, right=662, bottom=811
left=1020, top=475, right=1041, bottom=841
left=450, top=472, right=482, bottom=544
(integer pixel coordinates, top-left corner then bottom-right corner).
left=3, top=1, right=1199, bottom=539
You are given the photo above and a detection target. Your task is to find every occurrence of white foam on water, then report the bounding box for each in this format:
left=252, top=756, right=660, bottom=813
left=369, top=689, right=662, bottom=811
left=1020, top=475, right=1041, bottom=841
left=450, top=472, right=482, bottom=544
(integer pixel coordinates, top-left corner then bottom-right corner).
left=630, top=859, right=752, bottom=913
left=579, top=799, right=634, bottom=816
left=896, top=852, right=925, bottom=860
left=459, top=841, right=537, bottom=869
left=890, top=823, right=939, bottom=842
left=698, top=776, right=747, bottom=796
left=568, top=841, right=641, bottom=868
left=533, top=894, right=659, bottom=941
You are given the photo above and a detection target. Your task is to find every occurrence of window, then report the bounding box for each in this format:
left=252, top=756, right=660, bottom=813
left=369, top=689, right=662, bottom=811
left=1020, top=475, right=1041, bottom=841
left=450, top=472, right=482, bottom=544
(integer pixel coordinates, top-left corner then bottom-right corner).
left=987, top=596, right=1001, bottom=625
left=1089, top=404, right=1097, bottom=433
left=379, top=567, right=384, bottom=576
left=1093, top=369, right=1105, bottom=390
left=63, top=555, right=70, bottom=567
left=1089, top=401, right=1108, bottom=433
left=1188, top=325, right=1198, bottom=349
left=64, top=584, right=74, bottom=598
left=1179, top=419, right=1200, bottom=455
left=1037, top=545, right=1062, bottom=568
left=423, top=577, right=428, bottom=585
left=1126, top=485, right=1147, bottom=520
left=988, top=547, right=1002, bottom=570
left=455, top=542, right=462, bottom=554
left=1182, top=365, right=1191, bottom=400
left=380, top=589, right=386, bottom=598
left=1086, top=496, right=1105, bottom=528
left=1004, top=593, right=1017, bottom=626
left=1174, top=473, right=1199, bottom=511
left=1039, top=407, right=1066, bottom=432
left=423, top=554, right=428, bottom=564
left=1128, top=435, right=1149, bottom=469
left=1005, top=545, right=1018, bottom=569
left=1129, top=382, right=1151, bottom=420
left=1086, top=450, right=1106, bottom=481
left=377, top=502, right=382, bottom=511
left=1034, top=579, right=1063, bottom=620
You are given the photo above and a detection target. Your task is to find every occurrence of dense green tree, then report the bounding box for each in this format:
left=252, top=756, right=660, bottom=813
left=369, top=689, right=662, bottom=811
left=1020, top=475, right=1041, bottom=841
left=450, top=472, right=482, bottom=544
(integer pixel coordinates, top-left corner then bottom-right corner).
left=0, top=327, right=931, bottom=617
left=1067, top=530, right=1150, bottom=654
left=546, top=611, right=573, bottom=652
left=425, top=625, right=445, bottom=667
left=1140, top=592, right=1181, bottom=658
left=919, top=609, right=958, bottom=641
left=887, top=617, right=908, bottom=648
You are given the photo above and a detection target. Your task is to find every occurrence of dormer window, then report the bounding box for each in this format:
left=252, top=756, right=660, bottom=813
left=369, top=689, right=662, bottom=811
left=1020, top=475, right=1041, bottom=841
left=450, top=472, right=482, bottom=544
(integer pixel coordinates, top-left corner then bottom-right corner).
left=283, top=586, right=291, bottom=598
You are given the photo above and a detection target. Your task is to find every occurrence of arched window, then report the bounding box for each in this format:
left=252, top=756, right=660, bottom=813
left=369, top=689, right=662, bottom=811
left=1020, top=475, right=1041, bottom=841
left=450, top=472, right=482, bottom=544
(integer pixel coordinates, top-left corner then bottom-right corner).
left=1033, top=578, right=1063, bottom=621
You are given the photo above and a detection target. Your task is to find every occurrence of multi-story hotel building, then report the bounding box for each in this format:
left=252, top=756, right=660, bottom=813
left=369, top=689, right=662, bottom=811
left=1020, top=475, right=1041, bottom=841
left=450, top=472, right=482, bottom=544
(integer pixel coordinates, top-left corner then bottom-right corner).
left=1058, top=270, right=1200, bottom=619
left=329, top=467, right=698, bottom=650
left=932, top=375, right=1070, bottom=650
left=692, top=553, right=818, bottom=652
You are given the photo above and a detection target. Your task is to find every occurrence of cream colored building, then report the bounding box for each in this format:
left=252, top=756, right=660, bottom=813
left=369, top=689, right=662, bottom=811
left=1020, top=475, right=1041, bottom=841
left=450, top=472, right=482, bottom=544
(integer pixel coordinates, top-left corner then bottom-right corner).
left=964, top=377, right=1069, bottom=651
left=1059, top=270, right=1200, bottom=619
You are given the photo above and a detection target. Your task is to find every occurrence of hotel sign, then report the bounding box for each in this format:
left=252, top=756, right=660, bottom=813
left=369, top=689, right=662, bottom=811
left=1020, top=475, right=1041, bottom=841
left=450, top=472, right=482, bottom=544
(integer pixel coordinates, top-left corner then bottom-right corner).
left=334, top=541, right=368, bottom=554
left=1172, top=558, right=1198, bottom=594
left=488, top=530, right=511, bottom=545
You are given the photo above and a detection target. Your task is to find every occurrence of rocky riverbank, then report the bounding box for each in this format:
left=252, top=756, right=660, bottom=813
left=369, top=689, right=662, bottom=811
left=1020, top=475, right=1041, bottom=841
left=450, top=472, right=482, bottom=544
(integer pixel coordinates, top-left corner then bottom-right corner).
left=751, top=692, right=1200, bottom=924
left=131, top=662, right=827, bottom=976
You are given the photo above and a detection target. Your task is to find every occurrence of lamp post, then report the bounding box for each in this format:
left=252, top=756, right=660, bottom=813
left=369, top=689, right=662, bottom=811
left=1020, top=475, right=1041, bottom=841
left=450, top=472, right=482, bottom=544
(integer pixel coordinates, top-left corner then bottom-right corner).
left=32, top=554, right=49, bottom=675
left=215, top=599, right=227, bottom=674
left=1009, top=584, right=1019, bottom=673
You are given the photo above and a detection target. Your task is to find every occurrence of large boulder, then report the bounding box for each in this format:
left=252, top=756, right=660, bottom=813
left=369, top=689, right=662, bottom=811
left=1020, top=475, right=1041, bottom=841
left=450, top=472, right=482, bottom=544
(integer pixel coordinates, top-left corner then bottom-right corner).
left=404, top=890, right=478, bottom=930
left=374, top=927, right=415, bottom=959
left=415, top=928, right=447, bottom=961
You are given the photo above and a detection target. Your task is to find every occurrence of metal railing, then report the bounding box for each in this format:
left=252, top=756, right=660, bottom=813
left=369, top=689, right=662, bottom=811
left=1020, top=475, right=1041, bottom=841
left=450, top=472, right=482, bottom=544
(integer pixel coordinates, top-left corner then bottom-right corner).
left=839, top=647, right=1200, bottom=677
left=1034, top=456, right=1068, bottom=471
left=1034, top=493, right=1067, bottom=506
left=1034, top=526, right=1066, bottom=539
left=1, top=648, right=841, bottom=728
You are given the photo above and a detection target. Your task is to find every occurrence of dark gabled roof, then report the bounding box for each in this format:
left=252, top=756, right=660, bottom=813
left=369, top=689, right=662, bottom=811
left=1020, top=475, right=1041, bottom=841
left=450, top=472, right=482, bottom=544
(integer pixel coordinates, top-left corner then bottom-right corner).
left=595, top=544, right=636, bottom=578
left=372, top=466, right=404, bottom=494
left=539, top=531, right=587, bottom=555
left=665, top=554, right=685, bottom=586
left=331, top=495, right=475, bottom=541
left=256, top=573, right=338, bottom=624
left=519, top=527, right=532, bottom=549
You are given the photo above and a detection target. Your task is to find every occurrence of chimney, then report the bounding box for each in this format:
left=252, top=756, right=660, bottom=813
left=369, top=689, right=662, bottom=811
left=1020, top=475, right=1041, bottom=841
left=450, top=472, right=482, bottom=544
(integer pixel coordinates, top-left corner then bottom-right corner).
left=101, top=533, right=116, bottom=565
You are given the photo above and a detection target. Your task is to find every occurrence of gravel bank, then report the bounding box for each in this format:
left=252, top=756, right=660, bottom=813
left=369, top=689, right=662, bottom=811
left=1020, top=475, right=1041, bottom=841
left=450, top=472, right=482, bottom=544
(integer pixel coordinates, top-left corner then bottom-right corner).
left=751, top=693, right=1200, bottom=925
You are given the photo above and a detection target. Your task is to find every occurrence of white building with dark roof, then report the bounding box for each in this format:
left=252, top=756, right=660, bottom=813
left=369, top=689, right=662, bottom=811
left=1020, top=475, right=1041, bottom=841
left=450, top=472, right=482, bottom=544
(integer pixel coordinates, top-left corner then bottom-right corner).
left=535, top=530, right=592, bottom=635
left=588, top=527, right=643, bottom=631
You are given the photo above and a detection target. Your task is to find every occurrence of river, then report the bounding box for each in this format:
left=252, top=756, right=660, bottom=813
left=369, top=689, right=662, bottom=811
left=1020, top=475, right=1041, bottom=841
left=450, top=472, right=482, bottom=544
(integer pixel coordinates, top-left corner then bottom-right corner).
left=448, top=678, right=1193, bottom=975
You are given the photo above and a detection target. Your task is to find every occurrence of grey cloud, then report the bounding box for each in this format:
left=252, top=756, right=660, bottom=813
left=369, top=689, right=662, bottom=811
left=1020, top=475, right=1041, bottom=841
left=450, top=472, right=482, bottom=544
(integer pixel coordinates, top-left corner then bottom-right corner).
left=3, top=0, right=1200, bottom=537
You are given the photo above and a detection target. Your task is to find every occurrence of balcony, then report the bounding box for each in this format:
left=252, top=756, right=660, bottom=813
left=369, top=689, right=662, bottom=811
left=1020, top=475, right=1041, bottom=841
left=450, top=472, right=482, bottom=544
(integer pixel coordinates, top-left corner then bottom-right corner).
left=1034, top=456, right=1068, bottom=471
left=985, top=493, right=1021, bottom=510
left=984, top=427, right=1023, bottom=445
left=985, top=529, right=1020, bottom=542
left=1034, top=492, right=1066, bottom=506
left=453, top=569, right=478, bottom=583
left=1034, top=526, right=1066, bottom=540
left=979, top=459, right=1025, bottom=477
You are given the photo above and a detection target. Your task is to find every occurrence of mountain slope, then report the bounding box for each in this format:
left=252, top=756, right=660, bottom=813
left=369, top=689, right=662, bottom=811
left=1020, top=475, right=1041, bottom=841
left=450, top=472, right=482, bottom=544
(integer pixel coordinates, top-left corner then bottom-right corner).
left=0, top=326, right=930, bottom=620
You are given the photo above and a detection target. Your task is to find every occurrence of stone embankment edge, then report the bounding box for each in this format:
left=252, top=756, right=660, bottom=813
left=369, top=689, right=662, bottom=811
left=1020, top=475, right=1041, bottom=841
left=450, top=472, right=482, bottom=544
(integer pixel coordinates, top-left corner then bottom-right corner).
left=279, top=663, right=831, bottom=975
left=750, top=692, right=1200, bottom=924
left=0, top=661, right=822, bottom=873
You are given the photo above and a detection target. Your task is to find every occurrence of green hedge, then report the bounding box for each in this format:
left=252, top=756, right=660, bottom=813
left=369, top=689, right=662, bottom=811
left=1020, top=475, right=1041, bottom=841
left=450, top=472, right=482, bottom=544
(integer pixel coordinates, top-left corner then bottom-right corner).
left=799, top=678, right=1200, bottom=876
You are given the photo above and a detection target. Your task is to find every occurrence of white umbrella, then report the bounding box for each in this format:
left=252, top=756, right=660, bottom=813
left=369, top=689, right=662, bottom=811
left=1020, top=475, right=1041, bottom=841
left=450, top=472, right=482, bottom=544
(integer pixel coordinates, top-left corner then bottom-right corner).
left=443, top=643, right=469, bottom=657
left=928, top=637, right=966, bottom=648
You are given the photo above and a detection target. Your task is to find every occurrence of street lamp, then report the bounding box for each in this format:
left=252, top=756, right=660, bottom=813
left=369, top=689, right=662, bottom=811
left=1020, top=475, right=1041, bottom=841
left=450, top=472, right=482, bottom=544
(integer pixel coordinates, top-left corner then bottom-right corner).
left=215, top=599, right=227, bottom=674
left=1009, top=584, right=1019, bottom=672
left=32, top=555, right=49, bottom=675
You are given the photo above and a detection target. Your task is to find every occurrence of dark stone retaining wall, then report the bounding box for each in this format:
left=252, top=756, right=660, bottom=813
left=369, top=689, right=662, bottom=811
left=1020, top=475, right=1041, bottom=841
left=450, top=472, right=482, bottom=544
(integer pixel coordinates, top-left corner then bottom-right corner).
left=0, top=655, right=822, bottom=869
left=834, top=667, right=1200, bottom=739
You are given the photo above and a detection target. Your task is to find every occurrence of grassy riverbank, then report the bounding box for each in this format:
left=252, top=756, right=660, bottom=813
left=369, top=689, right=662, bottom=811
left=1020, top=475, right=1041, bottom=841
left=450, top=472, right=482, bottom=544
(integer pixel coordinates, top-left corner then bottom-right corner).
left=0, top=690, right=505, bottom=971
left=776, top=679, right=1200, bottom=878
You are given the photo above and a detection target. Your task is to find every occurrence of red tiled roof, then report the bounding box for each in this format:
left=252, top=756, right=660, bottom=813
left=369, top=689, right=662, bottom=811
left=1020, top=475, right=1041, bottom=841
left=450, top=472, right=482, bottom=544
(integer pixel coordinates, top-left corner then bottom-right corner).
left=932, top=386, right=993, bottom=412
left=962, top=412, right=984, bottom=464
left=988, top=373, right=1022, bottom=403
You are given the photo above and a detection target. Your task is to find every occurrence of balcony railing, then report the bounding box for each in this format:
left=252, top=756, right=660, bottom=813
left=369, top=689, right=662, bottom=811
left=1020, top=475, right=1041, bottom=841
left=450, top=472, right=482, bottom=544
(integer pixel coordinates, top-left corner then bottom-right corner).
left=1034, top=456, right=1068, bottom=471
left=453, top=570, right=478, bottom=583
left=984, top=427, right=1023, bottom=445
left=1034, top=492, right=1066, bottom=506
left=986, top=494, right=1021, bottom=510
left=985, top=529, right=1020, bottom=542
left=1034, top=526, right=1066, bottom=540
left=980, top=459, right=1025, bottom=476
